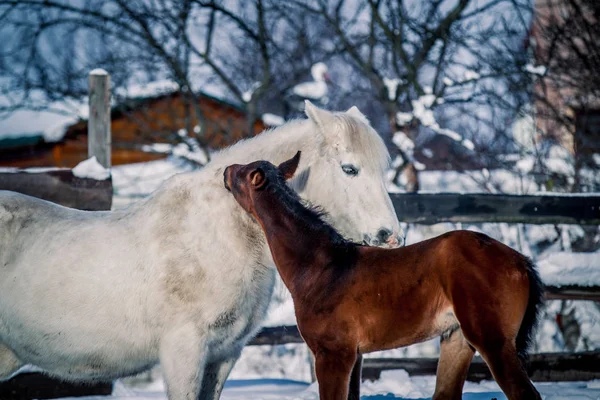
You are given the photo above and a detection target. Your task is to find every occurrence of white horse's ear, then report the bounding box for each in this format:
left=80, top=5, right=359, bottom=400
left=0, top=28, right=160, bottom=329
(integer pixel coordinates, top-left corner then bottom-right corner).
left=346, top=106, right=369, bottom=124
left=305, top=100, right=335, bottom=133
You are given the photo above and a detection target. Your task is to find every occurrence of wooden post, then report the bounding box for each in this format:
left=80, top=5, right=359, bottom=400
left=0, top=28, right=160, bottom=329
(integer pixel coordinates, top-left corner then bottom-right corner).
left=88, top=69, right=111, bottom=168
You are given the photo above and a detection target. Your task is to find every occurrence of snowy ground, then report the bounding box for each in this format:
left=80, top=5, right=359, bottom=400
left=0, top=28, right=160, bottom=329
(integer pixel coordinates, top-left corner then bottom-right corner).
left=54, top=373, right=600, bottom=400
left=48, top=157, right=597, bottom=400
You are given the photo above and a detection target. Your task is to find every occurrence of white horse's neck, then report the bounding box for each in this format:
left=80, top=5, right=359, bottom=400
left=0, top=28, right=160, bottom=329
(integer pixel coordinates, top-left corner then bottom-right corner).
left=207, top=119, right=318, bottom=173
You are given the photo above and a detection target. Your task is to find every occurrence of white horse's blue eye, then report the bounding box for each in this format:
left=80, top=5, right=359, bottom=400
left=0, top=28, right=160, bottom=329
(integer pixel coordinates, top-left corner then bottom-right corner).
left=342, top=164, right=359, bottom=176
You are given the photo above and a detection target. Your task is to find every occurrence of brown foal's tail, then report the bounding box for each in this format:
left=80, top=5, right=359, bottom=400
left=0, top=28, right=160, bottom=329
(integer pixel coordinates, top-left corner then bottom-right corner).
left=516, top=257, right=544, bottom=361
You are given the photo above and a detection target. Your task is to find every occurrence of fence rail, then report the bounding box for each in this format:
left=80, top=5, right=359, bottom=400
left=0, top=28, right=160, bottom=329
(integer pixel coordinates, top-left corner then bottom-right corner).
left=0, top=170, right=112, bottom=210
left=391, top=192, right=600, bottom=225
left=361, top=351, right=600, bottom=382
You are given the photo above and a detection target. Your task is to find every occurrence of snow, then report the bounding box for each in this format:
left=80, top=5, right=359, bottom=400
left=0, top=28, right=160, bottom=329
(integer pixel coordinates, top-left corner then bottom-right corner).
left=461, top=139, right=475, bottom=150
left=411, top=95, right=437, bottom=127
left=525, top=64, right=547, bottom=76
left=0, top=99, right=88, bottom=142
left=292, top=63, right=329, bottom=100
left=442, top=77, right=454, bottom=87
left=293, top=81, right=327, bottom=100
left=392, top=131, right=415, bottom=155
left=430, top=126, right=474, bottom=151
left=409, top=93, right=473, bottom=153
left=111, top=158, right=194, bottom=209
left=421, top=148, right=434, bottom=158
left=90, top=68, right=109, bottom=76
left=115, top=80, right=180, bottom=99
left=72, top=156, right=110, bottom=180
left=538, top=250, right=600, bottom=287
left=516, top=157, right=535, bottom=173
left=171, top=142, right=209, bottom=165
left=432, top=126, right=462, bottom=141
left=383, top=78, right=403, bottom=100
left=413, top=160, right=426, bottom=171
left=395, top=112, right=413, bottom=127
left=463, top=70, right=481, bottom=81
left=262, top=113, right=285, bottom=127
left=141, top=143, right=173, bottom=154
left=49, top=374, right=600, bottom=399
left=242, top=82, right=261, bottom=102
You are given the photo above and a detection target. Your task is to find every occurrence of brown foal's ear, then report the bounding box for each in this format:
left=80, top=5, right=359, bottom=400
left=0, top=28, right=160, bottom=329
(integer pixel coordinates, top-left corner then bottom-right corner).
left=250, top=168, right=266, bottom=189
left=278, top=151, right=301, bottom=180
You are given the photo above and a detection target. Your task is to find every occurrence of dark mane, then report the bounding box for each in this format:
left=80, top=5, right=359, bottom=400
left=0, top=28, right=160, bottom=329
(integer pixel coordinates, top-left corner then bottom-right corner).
left=259, top=161, right=358, bottom=301
left=261, top=161, right=352, bottom=249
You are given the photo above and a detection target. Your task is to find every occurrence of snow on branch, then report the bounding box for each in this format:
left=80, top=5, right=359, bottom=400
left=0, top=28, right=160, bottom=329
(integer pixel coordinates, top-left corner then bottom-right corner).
left=383, top=78, right=404, bottom=101
left=262, top=113, right=285, bottom=127
left=395, top=92, right=475, bottom=152
left=292, top=63, right=329, bottom=100
left=462, top=70, right=480, bottom=81
left=243, top=82, right=261, bottom=102
left=396, top=111, right=413, bottom=127
left=525, top=64, right=547, bottom=76
left=431, top=126, right=475, bottom=150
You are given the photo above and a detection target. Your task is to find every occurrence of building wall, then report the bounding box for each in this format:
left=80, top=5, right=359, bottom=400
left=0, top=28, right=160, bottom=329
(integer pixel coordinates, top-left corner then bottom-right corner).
left=531, top=0, right=598, bottom=157
left=0, top=93, right=266, bottom=168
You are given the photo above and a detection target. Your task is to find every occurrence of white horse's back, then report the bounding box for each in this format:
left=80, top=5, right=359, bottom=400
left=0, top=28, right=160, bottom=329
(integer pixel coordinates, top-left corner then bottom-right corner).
left=0, top=191, right=160, bottom=381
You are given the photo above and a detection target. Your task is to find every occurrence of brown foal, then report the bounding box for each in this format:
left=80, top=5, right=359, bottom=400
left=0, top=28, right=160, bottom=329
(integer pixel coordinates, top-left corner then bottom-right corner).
left=224, top=152, right=544, bottom=400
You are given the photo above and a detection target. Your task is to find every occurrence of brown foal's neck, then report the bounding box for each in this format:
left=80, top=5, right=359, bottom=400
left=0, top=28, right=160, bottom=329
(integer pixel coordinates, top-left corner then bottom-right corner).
left=252, top=186, right=357, bottom=299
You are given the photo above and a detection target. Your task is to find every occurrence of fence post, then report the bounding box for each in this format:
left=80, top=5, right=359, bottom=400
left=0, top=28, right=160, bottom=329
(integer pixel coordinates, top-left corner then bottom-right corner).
left=88, top=69, right=111, bottom=168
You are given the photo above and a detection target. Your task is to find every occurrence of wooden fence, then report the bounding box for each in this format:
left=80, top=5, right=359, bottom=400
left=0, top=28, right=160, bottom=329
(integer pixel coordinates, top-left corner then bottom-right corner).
left=390, top=192, right=600, bottom=225
left=0, top=69, right=113, bottom=211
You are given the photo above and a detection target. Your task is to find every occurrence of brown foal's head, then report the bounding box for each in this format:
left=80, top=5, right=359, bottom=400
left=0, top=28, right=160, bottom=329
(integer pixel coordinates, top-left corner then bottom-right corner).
left=224, top=151, right=301, bottom=216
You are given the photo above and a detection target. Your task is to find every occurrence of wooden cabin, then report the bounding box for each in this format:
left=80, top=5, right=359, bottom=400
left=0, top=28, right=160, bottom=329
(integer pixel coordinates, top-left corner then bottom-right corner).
left=0, top=91, right=266, bottom=168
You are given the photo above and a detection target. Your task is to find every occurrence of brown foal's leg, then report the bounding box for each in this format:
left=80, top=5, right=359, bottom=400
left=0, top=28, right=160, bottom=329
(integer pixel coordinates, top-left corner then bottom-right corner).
left=315, top=351, right=357, bottom=400
left=347, top=354, right=362, bottom=400
left=476, top=341, right=541, bottom=400
left=432, top=329, right=475, bottom=400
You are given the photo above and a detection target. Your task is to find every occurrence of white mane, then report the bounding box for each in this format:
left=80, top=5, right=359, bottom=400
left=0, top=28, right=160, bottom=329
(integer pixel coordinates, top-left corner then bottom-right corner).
left=207, top=113, right=390, bottom=175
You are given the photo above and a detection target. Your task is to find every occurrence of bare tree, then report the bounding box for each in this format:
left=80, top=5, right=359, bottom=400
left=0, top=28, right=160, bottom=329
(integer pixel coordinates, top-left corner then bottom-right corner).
left=0, top=0, right=326, bottom=165
left=280, top=0, right=532, bottom=191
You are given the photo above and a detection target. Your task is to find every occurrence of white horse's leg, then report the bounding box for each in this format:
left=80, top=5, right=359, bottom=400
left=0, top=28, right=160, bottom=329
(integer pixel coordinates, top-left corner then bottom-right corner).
left=198, top=354, right=240, bottom=400
left=0, top=344, right=22, bottom=379
left=159, top=324, right=208, bottom=400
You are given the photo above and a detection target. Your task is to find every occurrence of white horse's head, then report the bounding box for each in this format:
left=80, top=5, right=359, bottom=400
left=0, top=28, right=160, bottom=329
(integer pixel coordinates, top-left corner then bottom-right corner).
left=293, top=101, right=403, bottom=247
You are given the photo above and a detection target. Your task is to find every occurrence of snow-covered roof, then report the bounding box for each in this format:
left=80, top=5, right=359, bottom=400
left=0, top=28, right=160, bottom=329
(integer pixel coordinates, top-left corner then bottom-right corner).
left=0, top=79, right=245, bottom=146
left=0, top=100, right=88, bottom=143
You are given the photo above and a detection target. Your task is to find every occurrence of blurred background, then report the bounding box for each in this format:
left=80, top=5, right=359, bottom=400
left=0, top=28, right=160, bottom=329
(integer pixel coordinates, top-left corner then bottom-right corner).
left=0, top=0, right=598, bottom=390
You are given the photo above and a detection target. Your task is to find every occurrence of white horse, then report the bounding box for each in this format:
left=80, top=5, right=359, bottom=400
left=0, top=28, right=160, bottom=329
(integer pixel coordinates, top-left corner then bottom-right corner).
left=0, top=101, right=402, bottom=400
